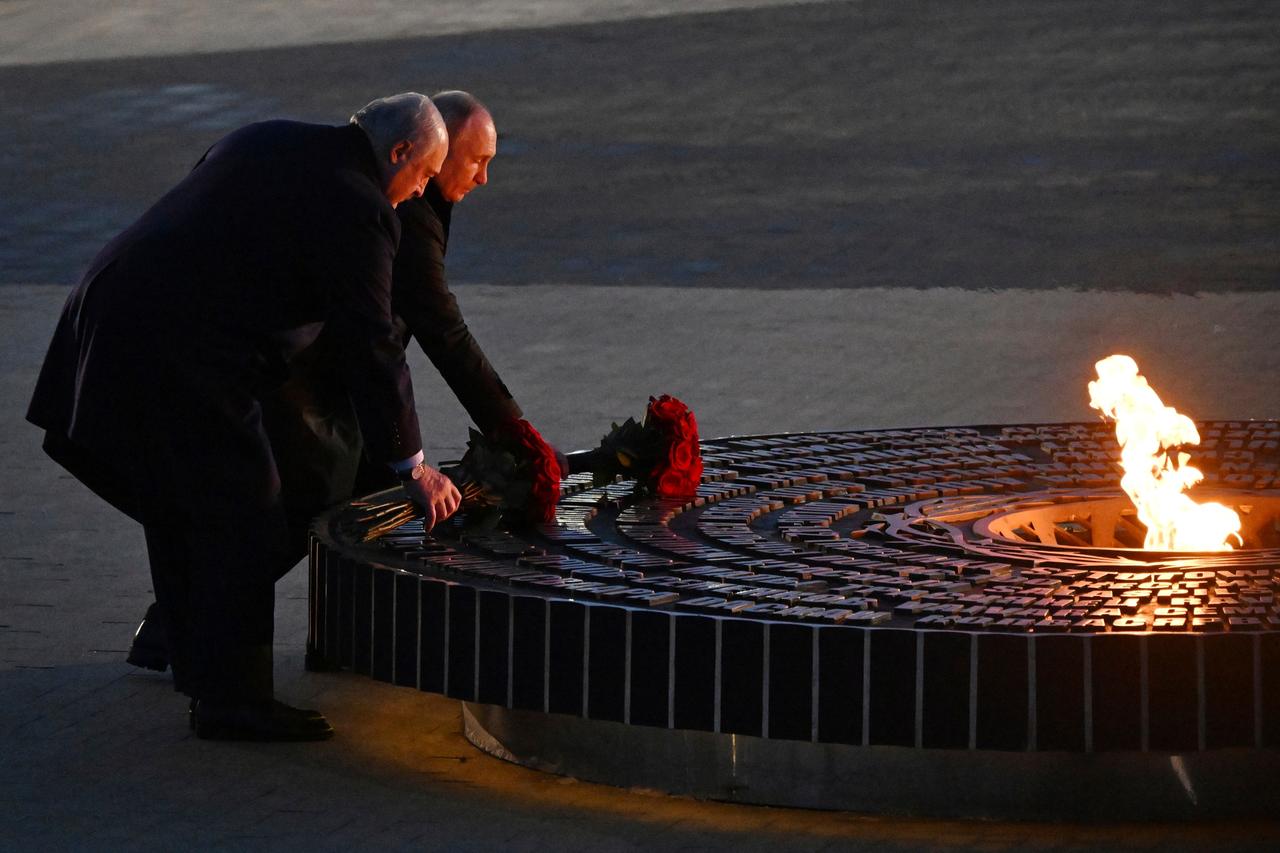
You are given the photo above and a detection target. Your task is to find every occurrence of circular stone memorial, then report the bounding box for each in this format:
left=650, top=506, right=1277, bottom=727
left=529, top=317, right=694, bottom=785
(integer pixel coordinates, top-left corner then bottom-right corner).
left=307, top=422, right=1280, bottom=820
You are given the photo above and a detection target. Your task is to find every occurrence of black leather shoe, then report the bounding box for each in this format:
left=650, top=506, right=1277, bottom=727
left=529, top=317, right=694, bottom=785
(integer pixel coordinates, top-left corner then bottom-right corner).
left=188, top=698, right=324, bottom=730
left=126, top=603, right=169, bottom=672
left=192, top=698, right=334, bottom=741
left=304, top=648, right=341, bottom=672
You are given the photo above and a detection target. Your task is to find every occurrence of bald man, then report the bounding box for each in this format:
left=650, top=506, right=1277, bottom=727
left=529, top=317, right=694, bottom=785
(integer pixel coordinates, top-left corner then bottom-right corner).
left=357, top=89, right=522, bottom=496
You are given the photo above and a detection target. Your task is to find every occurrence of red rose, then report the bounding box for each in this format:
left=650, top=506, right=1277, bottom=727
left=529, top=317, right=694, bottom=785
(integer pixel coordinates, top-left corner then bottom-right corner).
left=496, top=418, right=561, bottom=523
left=498, top=418, right=544, bottom=455
left=646, top=395, right=690, bottom=433
left=586, top=395, right=703, bottom=498
left=680, top=454, right=705, bottom=495
left=645, top=395, right=702, bottom=498
left=657, top=467, right=686, bottom=496
left=525, top=451, right=561, bottom=523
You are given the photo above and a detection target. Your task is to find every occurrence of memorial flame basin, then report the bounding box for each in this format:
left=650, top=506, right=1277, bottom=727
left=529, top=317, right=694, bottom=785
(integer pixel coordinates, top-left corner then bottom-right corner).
left=307, top=422, right=1280, bottom=820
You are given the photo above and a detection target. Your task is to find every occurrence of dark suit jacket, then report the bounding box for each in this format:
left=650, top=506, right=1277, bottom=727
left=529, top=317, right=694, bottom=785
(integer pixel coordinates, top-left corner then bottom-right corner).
left=260, top=182, right=521, bottom=511
left=392, top=183, right=520, bottom=432
left=27, top=121, right=421, bottom=482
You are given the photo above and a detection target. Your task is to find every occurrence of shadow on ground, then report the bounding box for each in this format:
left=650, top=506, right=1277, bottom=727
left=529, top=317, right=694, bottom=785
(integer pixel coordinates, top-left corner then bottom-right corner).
left=4, top=658, right=1280, bottom=851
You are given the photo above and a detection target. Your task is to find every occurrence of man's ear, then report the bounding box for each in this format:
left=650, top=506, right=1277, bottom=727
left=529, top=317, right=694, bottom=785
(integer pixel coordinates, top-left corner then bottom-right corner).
left=389, top=139, right=414, bottom=164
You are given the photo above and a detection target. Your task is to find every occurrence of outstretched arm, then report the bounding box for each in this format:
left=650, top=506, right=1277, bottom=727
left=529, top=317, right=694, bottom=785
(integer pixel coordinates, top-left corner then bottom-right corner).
left=325, top=207, right=459, bottom=524
left=391, top=196, right=522, bottom=437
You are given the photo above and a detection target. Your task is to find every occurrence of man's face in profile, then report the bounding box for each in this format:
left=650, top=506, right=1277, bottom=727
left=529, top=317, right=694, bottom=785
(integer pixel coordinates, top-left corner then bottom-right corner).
left=434, top=111, right=497, bottom=203
left=384, top=127, right=448, bottom=207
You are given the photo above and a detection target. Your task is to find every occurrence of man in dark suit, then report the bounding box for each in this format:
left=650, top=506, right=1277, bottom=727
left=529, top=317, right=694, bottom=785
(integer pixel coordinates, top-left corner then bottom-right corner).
left=260, top=90, right=521, bottom=525
left=27, top=93, right=460, bottom=740
left=122, top=90, right=540, bottom=684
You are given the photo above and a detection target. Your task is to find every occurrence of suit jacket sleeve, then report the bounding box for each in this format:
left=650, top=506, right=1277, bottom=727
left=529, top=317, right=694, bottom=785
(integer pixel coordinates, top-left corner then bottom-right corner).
left=392, top=199, right=522, bottom=435
left=325, top=209, right=423, bottom=464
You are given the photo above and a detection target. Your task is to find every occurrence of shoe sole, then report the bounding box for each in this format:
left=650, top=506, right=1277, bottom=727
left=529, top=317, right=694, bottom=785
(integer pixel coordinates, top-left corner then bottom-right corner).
left=125, top=653, right=168, bottom=673
left=188, top=709, right=324, bottom=732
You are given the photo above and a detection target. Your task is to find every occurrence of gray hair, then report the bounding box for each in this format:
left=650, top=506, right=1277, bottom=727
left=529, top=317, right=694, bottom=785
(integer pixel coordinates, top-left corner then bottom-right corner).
left=431, top=90, right=491, bottom=135
left=350, top=92, right=445, bottom=159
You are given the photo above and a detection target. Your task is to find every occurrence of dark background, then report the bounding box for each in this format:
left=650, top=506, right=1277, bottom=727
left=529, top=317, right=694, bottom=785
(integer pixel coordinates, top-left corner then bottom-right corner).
left=2, top=0, right=1277, bottom=292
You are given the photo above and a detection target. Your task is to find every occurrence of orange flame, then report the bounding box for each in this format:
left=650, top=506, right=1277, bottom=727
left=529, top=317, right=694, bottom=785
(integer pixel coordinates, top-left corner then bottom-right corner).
left=1087, top=354, right=1241, bottom=551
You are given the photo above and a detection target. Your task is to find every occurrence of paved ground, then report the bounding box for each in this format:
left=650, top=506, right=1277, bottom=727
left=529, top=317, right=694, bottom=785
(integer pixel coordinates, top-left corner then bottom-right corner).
left=2, top=0, right=1277, bottom=292
left=2, top=1, right=1279, bottom=850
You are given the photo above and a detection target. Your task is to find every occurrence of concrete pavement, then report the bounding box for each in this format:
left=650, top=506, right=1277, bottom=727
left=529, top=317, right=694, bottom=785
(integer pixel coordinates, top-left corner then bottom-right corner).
left=2, top=1, right=1276, bottom=291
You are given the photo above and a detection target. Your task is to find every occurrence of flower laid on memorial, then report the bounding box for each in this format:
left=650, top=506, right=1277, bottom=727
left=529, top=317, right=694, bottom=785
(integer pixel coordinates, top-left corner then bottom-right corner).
left=444, top=417, right=562, bottom=526
left=582, top=394, right=703, bottom=497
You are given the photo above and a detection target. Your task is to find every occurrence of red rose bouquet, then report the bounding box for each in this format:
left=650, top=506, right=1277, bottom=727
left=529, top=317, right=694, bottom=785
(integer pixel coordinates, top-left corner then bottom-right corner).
left=576, top=394, right=703, bottom=498
left=360, top=419, right=560, bottom=542
left=445, top=418, right=562, bottom=525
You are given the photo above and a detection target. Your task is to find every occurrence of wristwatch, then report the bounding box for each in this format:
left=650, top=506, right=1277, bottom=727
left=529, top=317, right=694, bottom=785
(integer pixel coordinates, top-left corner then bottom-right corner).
left=397, top=462, right=427, bottom=482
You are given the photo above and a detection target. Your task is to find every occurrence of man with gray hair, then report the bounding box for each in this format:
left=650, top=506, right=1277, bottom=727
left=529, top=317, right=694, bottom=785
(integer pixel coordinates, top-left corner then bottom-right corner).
left=261, top=90, right=530, bottom=543
left=27, top=92, right=453, bottom=740
left=350, top=92, right=452, bottom=212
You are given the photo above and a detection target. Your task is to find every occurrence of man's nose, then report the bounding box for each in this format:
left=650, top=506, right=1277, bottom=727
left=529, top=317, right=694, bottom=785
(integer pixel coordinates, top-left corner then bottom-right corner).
left=475, top=164, right=488, bottom=186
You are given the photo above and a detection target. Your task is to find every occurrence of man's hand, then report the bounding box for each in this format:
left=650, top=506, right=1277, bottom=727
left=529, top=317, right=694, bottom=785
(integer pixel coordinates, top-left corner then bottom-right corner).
left=401, top=463, right=462, bottom=529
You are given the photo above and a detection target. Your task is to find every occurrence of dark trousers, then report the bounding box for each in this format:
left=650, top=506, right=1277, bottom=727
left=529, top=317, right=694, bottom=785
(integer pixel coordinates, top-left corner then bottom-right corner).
left=259, top=338, right=398, bottom=513
left=43, top=395, right=305, bottom=702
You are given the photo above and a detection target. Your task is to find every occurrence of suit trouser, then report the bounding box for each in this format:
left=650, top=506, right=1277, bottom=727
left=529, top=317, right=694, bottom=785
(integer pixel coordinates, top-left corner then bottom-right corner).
left=259, top=337, right=398, bottom=516
left=43, top=391, right=295, bottom=703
